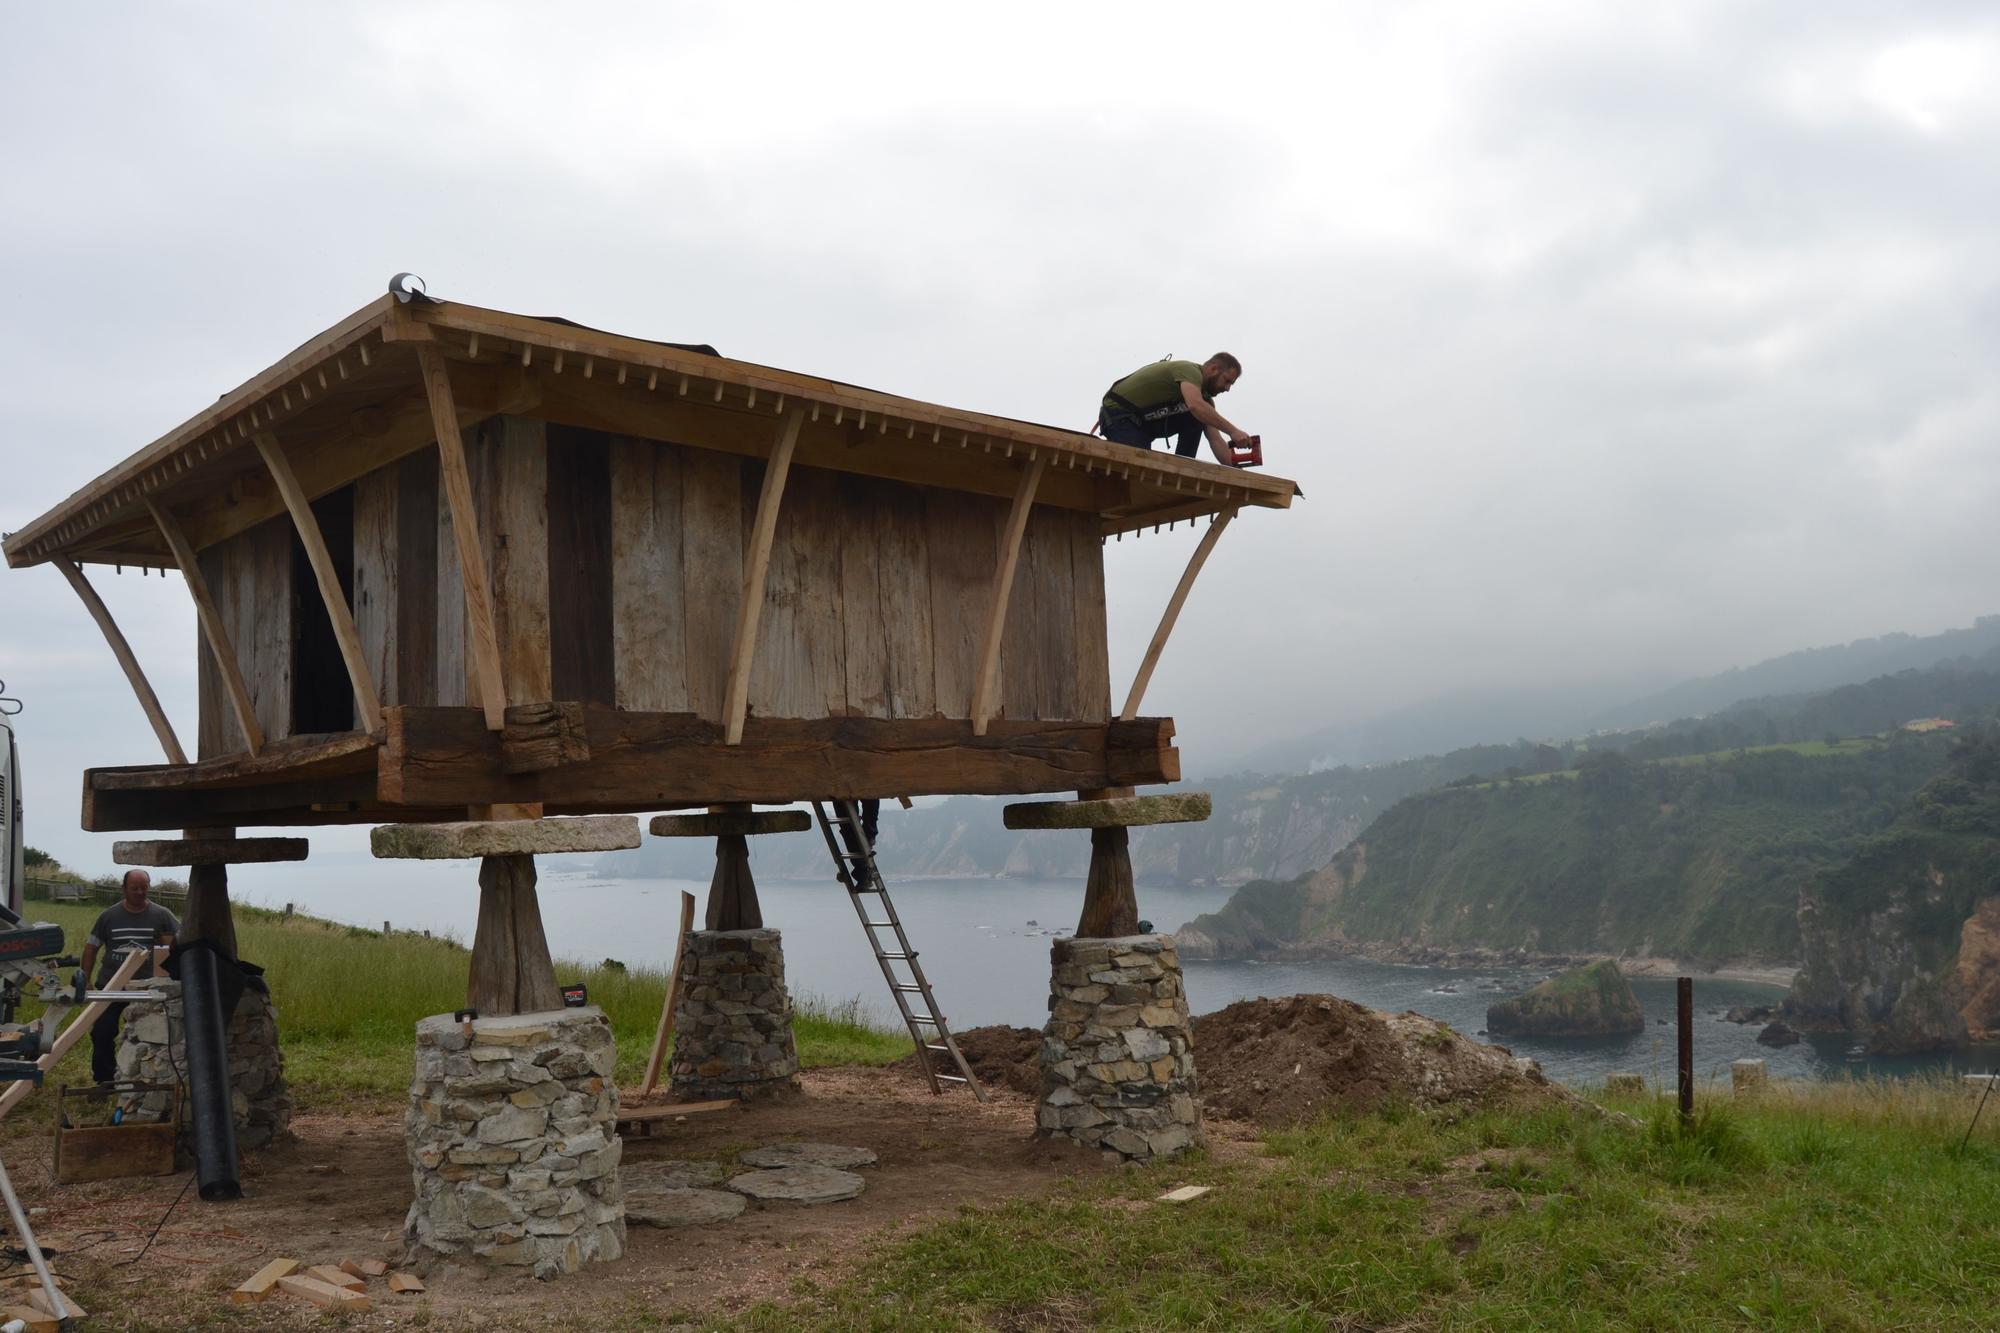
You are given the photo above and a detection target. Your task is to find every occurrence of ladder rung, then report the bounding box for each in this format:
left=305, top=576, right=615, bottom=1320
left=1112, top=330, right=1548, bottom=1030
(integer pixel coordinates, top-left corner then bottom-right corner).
left=880, top=951, right=915, bottom=960
left=862, top=919, right=895, bottom=928
left=937, top=1073, right=969, bottom=1083
left=907, top=1014, right=940, bottom=1025
left=924, top=1043, right=952, bottom=1052
left=891, top=984, right=926, bottom=993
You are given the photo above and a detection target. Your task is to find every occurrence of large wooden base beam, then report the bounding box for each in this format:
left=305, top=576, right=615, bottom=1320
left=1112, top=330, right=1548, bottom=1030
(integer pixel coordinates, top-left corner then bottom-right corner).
left=82, top=710, right=1180, bottom=831
left=379, top=708, right=1178, bottom=809
left=468, top=854, right=563, bottom=1015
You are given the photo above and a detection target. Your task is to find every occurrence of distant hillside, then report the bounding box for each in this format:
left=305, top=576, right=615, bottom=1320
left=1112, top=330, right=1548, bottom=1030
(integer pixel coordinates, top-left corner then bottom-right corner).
left=1585, top=616, right=2000, bottom=733
left=1224, top=614, right=2000, bottom=775
left=1177, top=733, right=1960, bottom=969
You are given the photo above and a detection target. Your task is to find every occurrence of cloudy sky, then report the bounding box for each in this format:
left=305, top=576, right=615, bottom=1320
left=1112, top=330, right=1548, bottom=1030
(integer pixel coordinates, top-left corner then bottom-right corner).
left=3, top=2, right=1996, bottom=870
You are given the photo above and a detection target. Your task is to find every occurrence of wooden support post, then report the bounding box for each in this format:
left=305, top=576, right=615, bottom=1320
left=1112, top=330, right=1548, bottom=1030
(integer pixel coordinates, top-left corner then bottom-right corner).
left=638, top=890, right=697, bottom=1101
left=1120, top=506, right=1236, bottom=720
left=723, top=408, right=805, bottom=745
left=969, top=455, right=1047, bottom=736
left=467, top=854, right=562, bottom=1015
left=1678, top=976, right=1694, bottom=1122
left=1076, top=826, right=1140, bottom=938
left=180, top=857, right=238, bottom=963
left=51, top=558, right=187, bottom=764
left=704, top=834, right=762, bottom=931
left=253, top=432, right=383, bottom=733
left=415, top=345, right=508, bottom=731
left=146, top=499, right=264, bottom=755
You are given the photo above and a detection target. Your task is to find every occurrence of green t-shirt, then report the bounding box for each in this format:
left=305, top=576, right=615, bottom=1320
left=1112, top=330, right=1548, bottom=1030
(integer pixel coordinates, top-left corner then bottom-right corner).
left=1105, top=359, right=1208, bottom=416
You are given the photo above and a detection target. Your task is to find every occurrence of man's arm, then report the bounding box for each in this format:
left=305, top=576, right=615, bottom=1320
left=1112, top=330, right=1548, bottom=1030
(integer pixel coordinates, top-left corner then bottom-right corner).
left=79, top=941, right=98, bottom=981
left=1179, top=381, right=1247, bottom=440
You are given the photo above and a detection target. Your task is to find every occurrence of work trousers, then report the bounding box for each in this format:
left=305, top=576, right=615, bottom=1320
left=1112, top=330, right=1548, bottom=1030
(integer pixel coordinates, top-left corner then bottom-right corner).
left=1099, top=405, right=1204, bottom=459
left=89, top=1000, right=128, bottom=1084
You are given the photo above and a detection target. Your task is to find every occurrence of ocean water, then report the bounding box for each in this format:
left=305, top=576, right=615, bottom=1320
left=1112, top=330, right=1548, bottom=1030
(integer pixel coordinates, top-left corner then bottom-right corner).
left=220, top=858, right=2000, bottom=1089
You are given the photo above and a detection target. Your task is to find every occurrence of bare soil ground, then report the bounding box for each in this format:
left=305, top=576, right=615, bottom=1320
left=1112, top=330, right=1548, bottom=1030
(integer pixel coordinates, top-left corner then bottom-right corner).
left=15, top=1067, right=1122, bottom=1332
left=925, top=994, right=1571, bottom=1129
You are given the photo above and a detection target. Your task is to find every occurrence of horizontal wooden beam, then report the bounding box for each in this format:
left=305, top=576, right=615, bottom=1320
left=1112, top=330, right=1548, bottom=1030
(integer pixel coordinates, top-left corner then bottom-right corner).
left=380, top=707, right=1179, bottom=810
left=113, top=837, right=309, bottom=867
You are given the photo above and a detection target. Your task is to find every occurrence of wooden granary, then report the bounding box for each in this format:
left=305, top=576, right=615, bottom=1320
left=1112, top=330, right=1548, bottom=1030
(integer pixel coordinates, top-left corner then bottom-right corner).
left=10, top=282, right=1301, bottom=1215
left=7, top=284, right=1296, bottom=839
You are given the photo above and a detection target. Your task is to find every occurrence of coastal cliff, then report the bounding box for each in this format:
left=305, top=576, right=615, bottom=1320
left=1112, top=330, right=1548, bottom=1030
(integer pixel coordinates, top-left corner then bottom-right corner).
left=1783, top=731, right=2000, bottom=1052
left=1178, top=735, right=1954, bottom=969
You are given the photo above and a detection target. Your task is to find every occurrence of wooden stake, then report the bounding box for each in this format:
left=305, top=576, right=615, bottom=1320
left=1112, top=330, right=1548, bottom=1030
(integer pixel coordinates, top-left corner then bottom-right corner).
left=638, top=890, right=697, bottom=1101
left=52, top=558, right=187, bottom=764
left=969, top=455, right=1046, bottom=735
left=1119, top=507, right=1236, bottom=720
left=147, top=499, right=264, bottom=755
left=722, top=408, right=805, bottom=745
left=415, top=345, right=508, bottom=730
left=254, top=433, right=383, bottom=733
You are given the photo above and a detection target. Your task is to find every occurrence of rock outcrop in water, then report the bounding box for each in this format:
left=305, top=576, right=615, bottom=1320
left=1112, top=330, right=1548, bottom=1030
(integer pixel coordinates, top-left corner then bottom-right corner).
left=1485, top=960, right=1646, bottom=1038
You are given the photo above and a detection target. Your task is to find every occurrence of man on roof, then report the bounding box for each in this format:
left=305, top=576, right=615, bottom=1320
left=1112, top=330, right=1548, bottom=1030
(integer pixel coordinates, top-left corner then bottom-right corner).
left=1097, top=353, right=1251, bottom=464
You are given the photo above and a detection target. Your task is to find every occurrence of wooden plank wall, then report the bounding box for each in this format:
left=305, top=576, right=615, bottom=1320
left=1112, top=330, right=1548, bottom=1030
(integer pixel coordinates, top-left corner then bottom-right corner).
left=300, top=418, right=1112, bottom=742
left=194, top=514, right=295, bottom=758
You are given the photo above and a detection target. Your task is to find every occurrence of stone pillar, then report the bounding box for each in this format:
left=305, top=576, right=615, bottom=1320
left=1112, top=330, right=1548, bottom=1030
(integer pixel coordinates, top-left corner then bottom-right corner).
left=405, top=1007, right=624, bottom=1279
left=116, top=976, right=293, bottom=1153
left=1039, top=934, right=1202, bottom=1163
left=670, top=929, right=800, bottom=1101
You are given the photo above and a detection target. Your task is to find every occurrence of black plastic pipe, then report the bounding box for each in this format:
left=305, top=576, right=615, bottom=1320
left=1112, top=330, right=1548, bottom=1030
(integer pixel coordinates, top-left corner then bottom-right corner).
left=179, top=942, right=242, bottom=1200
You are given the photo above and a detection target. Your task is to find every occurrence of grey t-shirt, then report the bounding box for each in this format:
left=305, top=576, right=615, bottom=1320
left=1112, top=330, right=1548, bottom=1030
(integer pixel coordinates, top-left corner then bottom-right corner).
left=87, top=903, right=180, bottom=983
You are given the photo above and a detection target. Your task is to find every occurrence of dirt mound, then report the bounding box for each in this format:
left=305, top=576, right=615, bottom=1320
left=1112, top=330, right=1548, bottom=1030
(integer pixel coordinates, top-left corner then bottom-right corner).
left=893, top=1025, right=1043, bottom=1096
left=1193, top=994, right=1566, bottom=1127
left=926, top=996, right=1567, bottom=1128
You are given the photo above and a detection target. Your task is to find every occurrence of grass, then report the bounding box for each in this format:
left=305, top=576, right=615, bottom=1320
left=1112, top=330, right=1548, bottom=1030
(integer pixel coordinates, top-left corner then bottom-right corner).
left=11, top=896, right=912, bottom=1114
left=726, top=1076, right=2000, bottom=1331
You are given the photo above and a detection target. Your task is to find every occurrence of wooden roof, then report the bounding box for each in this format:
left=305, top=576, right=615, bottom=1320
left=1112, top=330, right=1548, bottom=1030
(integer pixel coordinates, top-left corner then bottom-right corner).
left=3, top=290, right=1298, bottom=571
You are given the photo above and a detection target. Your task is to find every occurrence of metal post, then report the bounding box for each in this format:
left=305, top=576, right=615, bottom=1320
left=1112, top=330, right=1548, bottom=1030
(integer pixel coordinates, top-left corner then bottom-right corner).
left=1677, top=976, right=1694, bottom=1121
left=181, top=944, right=242, bottom=1200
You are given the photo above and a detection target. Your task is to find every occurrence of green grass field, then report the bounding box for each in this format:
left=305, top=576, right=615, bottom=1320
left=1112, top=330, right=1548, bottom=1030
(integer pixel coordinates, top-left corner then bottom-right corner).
left=12, top=897, right=911, bottom=1114
left=731, top=1078, right=2000, bottom=1331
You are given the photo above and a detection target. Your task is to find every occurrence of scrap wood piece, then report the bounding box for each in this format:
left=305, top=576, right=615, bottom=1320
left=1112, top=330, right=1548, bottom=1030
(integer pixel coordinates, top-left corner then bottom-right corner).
left=388, top=1272, right=426, bottom=1293
left=22, top=1286, right=83, bottom=1320
left=231, top=1256, right=300, bottom=1304
left=1157, top=1184, right=1213, bottom=1204
left=0, top=1304, right=57, bottom=1332
left=277, top=1274, right=371, bottom=1310
left=337, top=1258, right=367, bottom=1278
left=306, top=1263, right=365, bottom=1290
left=357, top=1258, right=389, bottom=1277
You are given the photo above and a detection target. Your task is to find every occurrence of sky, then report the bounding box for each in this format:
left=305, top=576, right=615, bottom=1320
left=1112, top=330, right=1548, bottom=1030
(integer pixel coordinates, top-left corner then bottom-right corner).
left=3, top=1, right=1997, bottom=872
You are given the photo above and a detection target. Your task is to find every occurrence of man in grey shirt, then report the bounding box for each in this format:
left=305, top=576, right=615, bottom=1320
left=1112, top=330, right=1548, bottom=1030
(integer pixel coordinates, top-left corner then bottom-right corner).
left=79, top=869, right=178, bottom=1084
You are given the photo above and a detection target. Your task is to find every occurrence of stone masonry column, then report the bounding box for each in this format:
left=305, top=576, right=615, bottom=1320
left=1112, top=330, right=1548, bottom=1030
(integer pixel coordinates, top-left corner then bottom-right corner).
left=1004, top=793, right=1212, bottom=1165
left=116, top=977, right=292, bottom=1154
left=1039, top=934, right=1202, bottom=1163
left=405, top=1008, right=623, bottom=1278
left=669, top=929, right=801, bottom=1100
left=372, top=815, right=641, bottom=1279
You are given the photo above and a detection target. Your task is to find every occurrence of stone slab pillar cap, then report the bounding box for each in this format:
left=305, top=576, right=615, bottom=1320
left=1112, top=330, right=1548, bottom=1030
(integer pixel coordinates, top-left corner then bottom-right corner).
left=372, top=815, right=640, bottom=859
left=1003, top=793, right=1211, bottom=830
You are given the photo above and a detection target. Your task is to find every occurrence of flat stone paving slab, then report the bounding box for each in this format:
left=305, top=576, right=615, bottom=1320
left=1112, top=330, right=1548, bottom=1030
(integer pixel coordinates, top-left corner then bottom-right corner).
left=738, top=1142, right=879, bottom=1170
left=623, top=1159, right=727, bottom=1189
left=624, top=1186, right=746, bottom=1228
left=726, top=1164, right=867, bottom=1204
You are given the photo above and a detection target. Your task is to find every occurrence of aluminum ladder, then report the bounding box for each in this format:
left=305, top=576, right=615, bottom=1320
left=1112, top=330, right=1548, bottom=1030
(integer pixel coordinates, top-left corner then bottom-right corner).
left=810, top=800, right=985, bottom=1101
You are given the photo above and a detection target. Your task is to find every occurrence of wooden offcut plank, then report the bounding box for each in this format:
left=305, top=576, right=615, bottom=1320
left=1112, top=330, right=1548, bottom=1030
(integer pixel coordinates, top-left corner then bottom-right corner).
left=277, top=1274, right=369, bottom=1310
left=231, top=1257, right=299, bottom=1303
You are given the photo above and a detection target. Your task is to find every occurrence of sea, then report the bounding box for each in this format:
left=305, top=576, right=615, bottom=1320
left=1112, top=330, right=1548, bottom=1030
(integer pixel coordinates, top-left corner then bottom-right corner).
left=218, top=859, right=2000, bottom=1090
